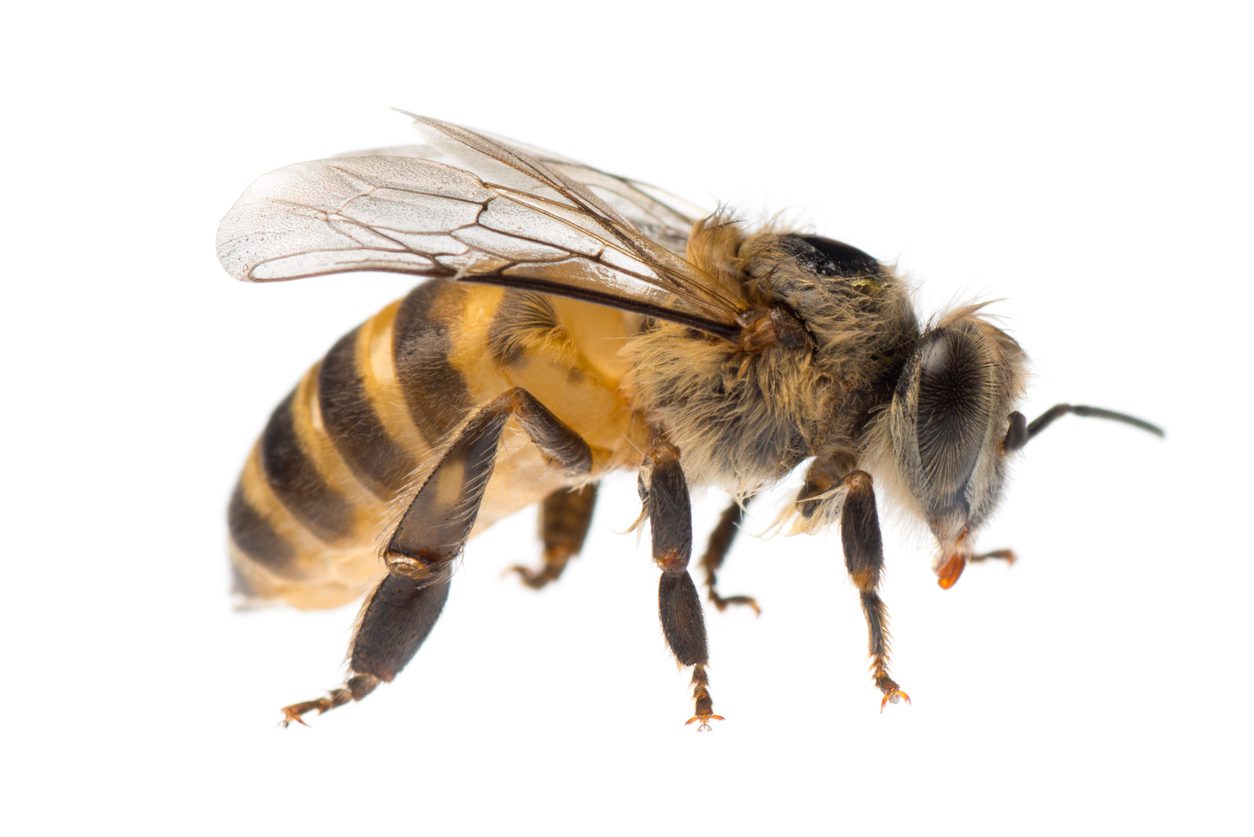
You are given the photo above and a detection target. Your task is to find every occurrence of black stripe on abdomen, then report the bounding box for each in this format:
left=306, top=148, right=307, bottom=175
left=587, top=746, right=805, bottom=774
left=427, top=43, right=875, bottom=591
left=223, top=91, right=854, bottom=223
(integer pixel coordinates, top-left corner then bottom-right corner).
left=228, top=482, right=296, bottom=575
left=319, top=326, right=417, bottom=499
left=260, top=390, right=355, bottom=542
left=394, top=282, right=473, bottom=443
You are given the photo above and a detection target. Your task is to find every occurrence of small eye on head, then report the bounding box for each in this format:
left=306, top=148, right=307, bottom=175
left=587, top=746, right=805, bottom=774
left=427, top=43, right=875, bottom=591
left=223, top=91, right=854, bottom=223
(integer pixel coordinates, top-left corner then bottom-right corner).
left=783, top=235, right=881, bottom=278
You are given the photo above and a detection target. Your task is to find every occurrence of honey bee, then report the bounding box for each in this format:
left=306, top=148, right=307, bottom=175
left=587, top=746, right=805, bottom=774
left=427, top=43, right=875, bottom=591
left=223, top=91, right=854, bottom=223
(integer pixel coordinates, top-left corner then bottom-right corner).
left=217, top=114, right=1161, bottom=728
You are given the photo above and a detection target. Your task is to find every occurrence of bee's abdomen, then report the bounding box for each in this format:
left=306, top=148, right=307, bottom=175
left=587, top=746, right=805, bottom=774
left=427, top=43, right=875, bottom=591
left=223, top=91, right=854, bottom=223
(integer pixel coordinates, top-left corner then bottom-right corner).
left=393, top=281, right=475, bottom=445
left=227, top=280, right=637, bottom=609
left=260, top=390, right=356, bottom=541
left=318, top=325, right=417, bottom=499
left=228, top=356, right=380, bottom=607
left=229, top=281, right=478, bottom=608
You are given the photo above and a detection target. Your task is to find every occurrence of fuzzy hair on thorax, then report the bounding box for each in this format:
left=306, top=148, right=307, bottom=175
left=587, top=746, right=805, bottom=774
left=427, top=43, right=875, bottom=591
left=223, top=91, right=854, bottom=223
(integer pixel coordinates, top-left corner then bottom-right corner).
left=622, top=216, right=920, bottom=496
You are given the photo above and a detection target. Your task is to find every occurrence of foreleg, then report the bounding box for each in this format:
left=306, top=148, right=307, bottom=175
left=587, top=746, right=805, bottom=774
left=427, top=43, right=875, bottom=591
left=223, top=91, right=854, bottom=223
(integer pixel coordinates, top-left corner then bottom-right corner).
left=839, top=470, right=909, bottom=711
left=798, top=455, right=910, bottom=712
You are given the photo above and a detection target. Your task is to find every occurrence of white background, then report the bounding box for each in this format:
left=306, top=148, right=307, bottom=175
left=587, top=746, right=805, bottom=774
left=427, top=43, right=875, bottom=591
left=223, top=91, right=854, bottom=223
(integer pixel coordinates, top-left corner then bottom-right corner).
left=5, top=2, right=1252, bottom=834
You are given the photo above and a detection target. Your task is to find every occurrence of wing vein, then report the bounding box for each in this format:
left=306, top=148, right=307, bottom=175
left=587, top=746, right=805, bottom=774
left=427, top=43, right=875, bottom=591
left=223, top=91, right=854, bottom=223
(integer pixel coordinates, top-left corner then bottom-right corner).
left=217, top=116, right=749, bottom=340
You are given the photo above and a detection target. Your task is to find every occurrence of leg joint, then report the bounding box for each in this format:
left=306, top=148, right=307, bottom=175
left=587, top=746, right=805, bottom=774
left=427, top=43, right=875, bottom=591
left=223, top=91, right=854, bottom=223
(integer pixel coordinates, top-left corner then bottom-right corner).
left=384, top=551, right=453, bottom=584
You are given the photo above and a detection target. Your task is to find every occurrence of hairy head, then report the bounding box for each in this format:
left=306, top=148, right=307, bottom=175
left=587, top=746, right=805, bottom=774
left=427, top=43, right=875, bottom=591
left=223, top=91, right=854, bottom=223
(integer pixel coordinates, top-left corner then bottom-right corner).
left=874, top=305, right=1028, bottom=566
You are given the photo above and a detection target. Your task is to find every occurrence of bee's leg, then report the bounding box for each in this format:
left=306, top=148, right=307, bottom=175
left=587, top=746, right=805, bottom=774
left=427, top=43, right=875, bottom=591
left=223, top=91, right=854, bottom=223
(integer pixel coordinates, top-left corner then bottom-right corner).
left=970, top=549, right=1016, bottom=566
left=839, top=470, right=910, bottom=712
left=933, top=548, right=1017, bottom=588
left=698, top=497, right=760, bottom=614
left=281, top=388, right=591, bottom=726
left=279, top=581, right=447, bottom=725
left=642, top=438, right=721, bottom=730
left=508, top=483, right=599, bottom=589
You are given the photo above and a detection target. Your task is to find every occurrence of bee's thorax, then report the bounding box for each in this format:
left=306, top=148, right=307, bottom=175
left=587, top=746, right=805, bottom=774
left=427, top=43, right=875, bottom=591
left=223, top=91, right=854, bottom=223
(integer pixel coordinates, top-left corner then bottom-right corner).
left=623, top=220, right=920, bottom=494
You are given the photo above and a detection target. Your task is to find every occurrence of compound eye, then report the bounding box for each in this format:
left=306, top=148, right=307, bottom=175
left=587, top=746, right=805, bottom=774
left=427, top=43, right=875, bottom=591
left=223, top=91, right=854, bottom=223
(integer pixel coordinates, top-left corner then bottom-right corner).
left=916, top=328, right=990, bottom=490
left=787, top=235, right=881, bottom=278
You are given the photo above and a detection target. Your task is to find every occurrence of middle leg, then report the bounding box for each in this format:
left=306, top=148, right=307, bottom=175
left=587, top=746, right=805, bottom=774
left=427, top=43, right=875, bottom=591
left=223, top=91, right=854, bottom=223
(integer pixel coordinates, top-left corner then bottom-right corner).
left=640, top=436, right=722, bottom=730
left=698, top=496, right=761, bottom=614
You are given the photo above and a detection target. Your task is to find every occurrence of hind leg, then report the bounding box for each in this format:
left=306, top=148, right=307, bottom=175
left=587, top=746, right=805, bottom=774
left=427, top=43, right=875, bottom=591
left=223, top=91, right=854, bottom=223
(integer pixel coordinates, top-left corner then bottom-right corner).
left=509, top=483, right=598, bottom=589
left=281, top=388, right=591, bottom=725
left=281, top=578, right=449, bottom=724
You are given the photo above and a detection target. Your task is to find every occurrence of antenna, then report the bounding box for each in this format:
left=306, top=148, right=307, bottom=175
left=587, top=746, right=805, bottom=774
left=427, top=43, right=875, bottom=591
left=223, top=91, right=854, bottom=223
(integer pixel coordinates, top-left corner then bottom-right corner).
left=1003, top=404, right=1164, bottom=452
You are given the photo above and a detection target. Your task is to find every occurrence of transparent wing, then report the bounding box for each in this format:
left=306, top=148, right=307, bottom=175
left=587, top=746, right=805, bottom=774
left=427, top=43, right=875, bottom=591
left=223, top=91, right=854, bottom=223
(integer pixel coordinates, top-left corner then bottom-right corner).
left=218, top=116, right=743, bottom=338
left=338, top=140, right=704, bottom=256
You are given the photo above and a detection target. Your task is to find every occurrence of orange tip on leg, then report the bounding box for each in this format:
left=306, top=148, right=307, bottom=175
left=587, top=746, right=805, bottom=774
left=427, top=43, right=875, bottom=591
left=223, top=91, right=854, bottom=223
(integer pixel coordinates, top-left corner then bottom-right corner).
left=686, top=713, right=726, bottom=732
left=879, top=688, right=911, bottom=713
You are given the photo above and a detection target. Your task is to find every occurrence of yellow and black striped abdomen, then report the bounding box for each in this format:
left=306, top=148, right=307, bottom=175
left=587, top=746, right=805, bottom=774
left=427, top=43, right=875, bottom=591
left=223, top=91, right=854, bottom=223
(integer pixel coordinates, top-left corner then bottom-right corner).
left=229, top=280, right=643, bottom=610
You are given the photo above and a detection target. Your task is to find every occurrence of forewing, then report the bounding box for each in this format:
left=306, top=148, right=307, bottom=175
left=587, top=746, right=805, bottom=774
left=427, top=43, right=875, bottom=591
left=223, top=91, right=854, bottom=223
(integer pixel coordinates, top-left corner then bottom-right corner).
left=218, top=118, right=743, bottom=337
left=339, top=142, right=702, bottom=255
left=217, top=156, right=488, bottom=282
left=398, top=114, right=738, bottom=320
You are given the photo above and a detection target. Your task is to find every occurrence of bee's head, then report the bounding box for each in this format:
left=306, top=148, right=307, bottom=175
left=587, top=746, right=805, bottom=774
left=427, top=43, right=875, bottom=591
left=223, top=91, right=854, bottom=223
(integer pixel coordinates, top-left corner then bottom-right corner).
left=887, top=308, right=1028, bottom=584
